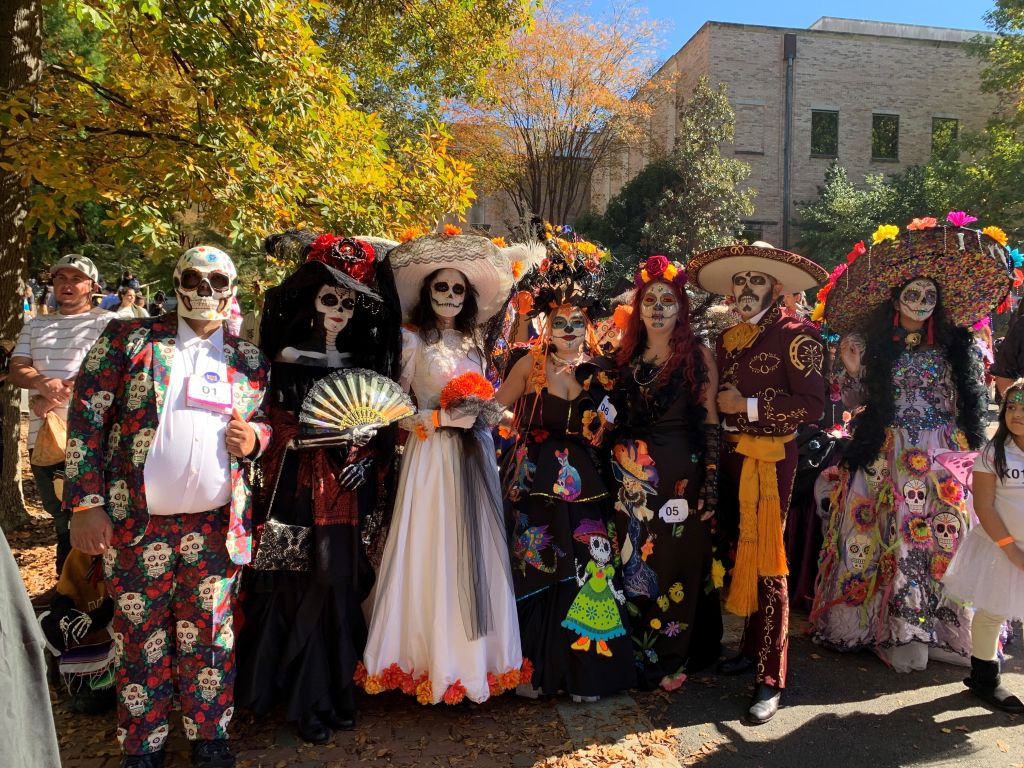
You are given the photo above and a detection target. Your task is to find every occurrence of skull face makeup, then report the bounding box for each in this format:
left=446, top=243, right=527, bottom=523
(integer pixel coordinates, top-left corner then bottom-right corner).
left=314, top=285, right=356, bottom=335
left=897, top=278, right=937, bottom=323
left=731, top=270, right=776, bottom=320
left=173, top=246, right=237, bottom=322
left=550, top=305, right=587, bottom=355
left=640, top=282, right=680, bottom=333
left=430, top=268, right=467, bottom=319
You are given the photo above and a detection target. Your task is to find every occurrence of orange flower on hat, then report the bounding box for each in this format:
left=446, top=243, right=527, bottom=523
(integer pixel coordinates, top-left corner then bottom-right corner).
left=398, top=226, right=424, bottom=242
left=490, top=236, right=508, bottom=247
left=907, top=217, right=937, bottom=231
left=511, top=260, right=525, bottom=280
left=982, top=226, right=1008, bottom=246
left=443, top=223, right=463, bottom=236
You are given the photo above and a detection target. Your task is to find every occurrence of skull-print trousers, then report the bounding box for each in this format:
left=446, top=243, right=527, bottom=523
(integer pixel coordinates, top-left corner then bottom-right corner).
left=720, top=439, right=798, bottom=689
left=105, top=511, right=240, bottom=755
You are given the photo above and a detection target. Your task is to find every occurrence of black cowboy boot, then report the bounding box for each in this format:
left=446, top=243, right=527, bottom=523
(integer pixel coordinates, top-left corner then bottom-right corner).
left=965, top=656, right=1024, bottom=714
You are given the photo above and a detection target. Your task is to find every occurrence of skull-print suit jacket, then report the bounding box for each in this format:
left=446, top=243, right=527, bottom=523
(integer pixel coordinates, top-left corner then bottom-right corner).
left=715, top=302, right=826, bottom=436
left=63, top=313, right=272, bottom=564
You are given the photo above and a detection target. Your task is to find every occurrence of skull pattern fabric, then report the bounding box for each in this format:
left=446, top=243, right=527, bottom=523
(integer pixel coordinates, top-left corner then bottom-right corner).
left=106, top=512, right=238, bottom=756
left=63, top=313, right=271, bottom=564
left=811, top=349, right=974, bottom=663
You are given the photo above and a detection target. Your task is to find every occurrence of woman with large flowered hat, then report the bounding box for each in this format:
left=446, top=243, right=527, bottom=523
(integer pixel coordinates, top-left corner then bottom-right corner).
left=494, top=224, right=636, bottom=701
left=811, top=214, right=1011, bottom=674
left=360, top=229, right=534, bottom=705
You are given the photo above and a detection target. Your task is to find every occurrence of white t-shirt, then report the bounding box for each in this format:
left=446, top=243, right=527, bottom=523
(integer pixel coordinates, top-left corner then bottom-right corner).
left=974, top=440, right=1024, bottom=541
left=14, top=308, right=114, bottom=450
left=143, top=323, right=232, bottom=515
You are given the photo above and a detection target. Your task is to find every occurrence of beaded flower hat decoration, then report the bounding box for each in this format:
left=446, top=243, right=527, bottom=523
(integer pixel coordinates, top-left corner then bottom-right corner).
left=819, top=213, right=1013, bottom=335
left=514, top=222, right=610, bottom=318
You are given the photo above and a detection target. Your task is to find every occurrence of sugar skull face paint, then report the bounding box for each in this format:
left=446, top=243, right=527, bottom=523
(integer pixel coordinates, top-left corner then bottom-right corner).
left=731, top=270, right=775, bottom=320
left=640, top=283, right=680, bottom=333
left=430, top=268, right=466, bottom=319
left=898, top=278, right=938, bottom=323
left=314, top=285, right=356, bottom=335
left=550, top=305, right=587, bottom=355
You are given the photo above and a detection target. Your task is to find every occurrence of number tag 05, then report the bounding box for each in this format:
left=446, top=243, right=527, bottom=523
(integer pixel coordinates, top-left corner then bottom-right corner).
left=659, top=498, right=689, bottom=524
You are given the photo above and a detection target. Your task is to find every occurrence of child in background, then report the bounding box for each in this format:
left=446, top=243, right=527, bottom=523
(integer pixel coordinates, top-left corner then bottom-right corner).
left=943, top=379, right=1024, bottom=713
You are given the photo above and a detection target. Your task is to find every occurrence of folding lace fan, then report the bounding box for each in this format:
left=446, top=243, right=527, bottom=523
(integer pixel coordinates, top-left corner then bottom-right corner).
left=298, top=368, right=414, bottom=446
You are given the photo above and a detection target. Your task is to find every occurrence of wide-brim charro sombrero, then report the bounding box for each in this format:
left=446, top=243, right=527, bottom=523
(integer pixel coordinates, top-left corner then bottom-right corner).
left=825, top=226, right=1011, bottom=335
left=686, top=242, right=828, bottom=296
left=387, top=234, right=514, bottom=322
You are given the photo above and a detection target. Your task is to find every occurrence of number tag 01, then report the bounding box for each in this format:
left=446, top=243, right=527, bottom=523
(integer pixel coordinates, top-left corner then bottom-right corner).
left=185, top=371, right=233, bottom=414
left=659, top=498, right=689, bottom=524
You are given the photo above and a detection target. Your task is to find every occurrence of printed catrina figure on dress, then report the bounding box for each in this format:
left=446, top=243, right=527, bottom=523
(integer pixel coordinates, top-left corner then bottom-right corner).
left=359, top=230, right=533, bottom=704
left=234, top=231, right=401, bottom=744
left=687, top=241, right=828, bottom=725
left=66, top=246, right=272, bottom=768
left=495, top=224, right=635, bottom=701
left=608, top=255, right=725, bottom=692
left=810, top=214, right=1012, bottom=674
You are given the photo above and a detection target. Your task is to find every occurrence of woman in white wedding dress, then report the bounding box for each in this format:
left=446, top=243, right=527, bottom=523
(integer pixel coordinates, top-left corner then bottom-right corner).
left=360, top=234, right=527, bottom=704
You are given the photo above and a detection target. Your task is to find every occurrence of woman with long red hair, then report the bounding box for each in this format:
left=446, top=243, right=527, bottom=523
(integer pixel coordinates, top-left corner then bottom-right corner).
left=610, top=255, right=724, bottom=691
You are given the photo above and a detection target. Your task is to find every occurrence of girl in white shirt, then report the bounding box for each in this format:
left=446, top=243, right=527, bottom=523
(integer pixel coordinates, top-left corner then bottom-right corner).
left=943, top=379, right=1024, bottom=713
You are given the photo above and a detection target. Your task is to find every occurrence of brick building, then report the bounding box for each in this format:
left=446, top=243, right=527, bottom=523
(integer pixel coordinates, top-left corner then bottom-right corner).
left=589, top=17, right=1000, bottom=252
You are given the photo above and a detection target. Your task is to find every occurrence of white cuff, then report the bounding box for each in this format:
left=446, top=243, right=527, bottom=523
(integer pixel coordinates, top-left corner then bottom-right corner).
left=746, top=397, right=759, bottom=422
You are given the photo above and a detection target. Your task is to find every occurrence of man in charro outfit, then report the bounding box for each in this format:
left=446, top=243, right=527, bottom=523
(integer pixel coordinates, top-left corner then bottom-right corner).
left=687, top=242, right=827, bottom=724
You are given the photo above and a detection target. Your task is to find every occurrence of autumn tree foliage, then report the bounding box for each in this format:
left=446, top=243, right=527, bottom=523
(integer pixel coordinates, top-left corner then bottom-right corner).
left=3, top=0, right=534, bottom=258
left=452, top=2, right=664, bottom=226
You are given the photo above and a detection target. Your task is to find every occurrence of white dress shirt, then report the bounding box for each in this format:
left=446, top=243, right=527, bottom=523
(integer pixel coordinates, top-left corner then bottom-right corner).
left=144, top=323, right=232, bottom=515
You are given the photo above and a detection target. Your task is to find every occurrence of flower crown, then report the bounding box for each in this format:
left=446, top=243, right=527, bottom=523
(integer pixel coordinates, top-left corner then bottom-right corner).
left=515, top=223, right=609, bottom=316
left=635, top=255, right=686, bottom=290
left=306, top=234, right=376, bottom=285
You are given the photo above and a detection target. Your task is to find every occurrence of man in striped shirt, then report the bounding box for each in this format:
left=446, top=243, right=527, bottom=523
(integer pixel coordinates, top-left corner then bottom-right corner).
left=10, top=254, right=113, bottom=579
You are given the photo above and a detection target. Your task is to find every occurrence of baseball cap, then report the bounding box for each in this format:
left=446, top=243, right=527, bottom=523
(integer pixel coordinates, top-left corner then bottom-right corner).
left=51, top=254, right=100, bottom=283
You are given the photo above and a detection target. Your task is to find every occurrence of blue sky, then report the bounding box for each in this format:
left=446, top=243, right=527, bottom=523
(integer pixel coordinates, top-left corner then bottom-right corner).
left=585, top=0, right=995, bottom=59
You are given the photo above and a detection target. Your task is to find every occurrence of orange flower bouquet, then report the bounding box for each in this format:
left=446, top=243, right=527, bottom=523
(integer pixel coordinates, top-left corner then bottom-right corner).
left=440, top=372, right=504, bottom=426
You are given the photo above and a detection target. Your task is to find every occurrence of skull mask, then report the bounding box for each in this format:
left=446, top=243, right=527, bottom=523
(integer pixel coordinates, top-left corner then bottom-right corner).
left=903, top=478, right=927, bottom=515
left=640, top=282, right=680, bottom=333
left=897, top=278, right=937, bottom=324
left=550, top=305, right=588, bottom=355
left=429, top=268, right=467, bottom=320
left=173, top=245, right=238, bottom=322
left=589, top=535, right=612, bottom=566
left=932, top=511, right=962, bottom=553
left=845, top=533, right=874, bottom=573
left=314, top=284, right=356, bottom=338
left=732, top=270, right=776, bottom=321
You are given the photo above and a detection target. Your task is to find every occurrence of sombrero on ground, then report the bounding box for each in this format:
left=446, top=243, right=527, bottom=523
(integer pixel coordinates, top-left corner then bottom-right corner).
left=387, top=234, right=515, bottom=322
left=687, top=241, right=828, bottom=296
left=823, top=222, right=1011, bottom=335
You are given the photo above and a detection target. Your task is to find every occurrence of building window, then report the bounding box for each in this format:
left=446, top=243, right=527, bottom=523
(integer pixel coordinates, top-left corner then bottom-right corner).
left=932, top=117, right=959, bottom=155
left=741, top=222, right=765, bottom=243
left=811, top=110, right=839, bottom=157
left=872, top=113, right=899, bottom=160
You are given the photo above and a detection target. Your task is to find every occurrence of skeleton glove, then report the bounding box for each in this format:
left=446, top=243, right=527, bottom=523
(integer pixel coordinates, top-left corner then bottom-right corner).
left=699, top=423, right=721, bottom=523
left=338, top=457, right=374, bottom=490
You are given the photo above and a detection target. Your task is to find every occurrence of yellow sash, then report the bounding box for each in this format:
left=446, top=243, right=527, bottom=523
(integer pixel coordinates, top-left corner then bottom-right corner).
left=724, top=433, right=794, bottom=617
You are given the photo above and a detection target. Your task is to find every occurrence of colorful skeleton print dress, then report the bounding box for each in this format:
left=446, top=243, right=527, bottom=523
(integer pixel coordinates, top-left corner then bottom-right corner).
left=812, top=349, right=974, bottom=663
left=609, top=361, right=723, bottom=689
left=503, top=367, right=635, bottom=697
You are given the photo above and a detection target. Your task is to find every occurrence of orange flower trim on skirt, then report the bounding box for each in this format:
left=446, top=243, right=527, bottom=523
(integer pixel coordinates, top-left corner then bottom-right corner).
left=355, top=660, right=534, bottom=705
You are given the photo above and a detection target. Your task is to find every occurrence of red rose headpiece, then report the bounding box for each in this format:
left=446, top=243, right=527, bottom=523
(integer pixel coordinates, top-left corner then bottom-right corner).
left=305, top=234, right=376, bottom=286
left=634, top=255, right=686, bottom=292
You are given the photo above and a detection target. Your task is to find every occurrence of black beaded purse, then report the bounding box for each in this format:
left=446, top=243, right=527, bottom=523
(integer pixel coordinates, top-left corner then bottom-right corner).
left=251, top=454, right=312, bottom=572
